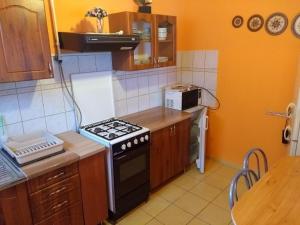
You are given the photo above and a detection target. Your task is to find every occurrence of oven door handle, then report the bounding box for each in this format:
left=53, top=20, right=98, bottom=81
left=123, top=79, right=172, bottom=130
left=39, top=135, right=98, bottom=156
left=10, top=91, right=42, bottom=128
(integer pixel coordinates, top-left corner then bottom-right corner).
left=115, top=155, right=128, bottom=161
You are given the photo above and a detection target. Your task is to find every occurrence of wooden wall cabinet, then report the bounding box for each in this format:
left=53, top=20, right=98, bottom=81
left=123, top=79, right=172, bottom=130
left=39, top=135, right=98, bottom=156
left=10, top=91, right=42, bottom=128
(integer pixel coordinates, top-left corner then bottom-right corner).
left=0, top=0, right=53, bottom=83
left=109, top=12, right=176, bottom=71
left=150, top=119, right=190, bottom=190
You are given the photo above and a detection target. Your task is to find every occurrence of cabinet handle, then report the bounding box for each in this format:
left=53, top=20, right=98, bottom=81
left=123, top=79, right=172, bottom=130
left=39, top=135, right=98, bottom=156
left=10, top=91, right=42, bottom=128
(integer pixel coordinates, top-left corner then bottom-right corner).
left=49, top=186, right=67, bottom=197
left=173, top=125, right=176, bottom=135
left=52, top=200, right=68, bottom=210
left=47, top=172, right=65, bottom=182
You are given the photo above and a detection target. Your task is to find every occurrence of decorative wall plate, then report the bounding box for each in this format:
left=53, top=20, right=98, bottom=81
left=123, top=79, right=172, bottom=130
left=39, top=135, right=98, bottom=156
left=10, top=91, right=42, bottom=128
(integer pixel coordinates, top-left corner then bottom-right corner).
left=266, top=12, right=288, bottom=35
left=232, top=16, right=244, bottom=28
left=292, top=14, right=300, bottom=38
left=247, top=15, right=264, bottom=32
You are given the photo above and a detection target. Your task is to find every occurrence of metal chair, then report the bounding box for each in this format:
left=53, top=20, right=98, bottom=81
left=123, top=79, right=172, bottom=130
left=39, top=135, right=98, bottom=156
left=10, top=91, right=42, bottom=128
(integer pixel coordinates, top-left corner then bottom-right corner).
left=229, top=169, right=258, bottom=209
left=243, top=148, right=268, bottom=185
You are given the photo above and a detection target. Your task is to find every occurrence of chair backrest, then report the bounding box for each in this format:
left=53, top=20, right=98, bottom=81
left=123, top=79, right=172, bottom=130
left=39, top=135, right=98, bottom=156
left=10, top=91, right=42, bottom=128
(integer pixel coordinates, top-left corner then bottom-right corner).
left=243, top=148, right=268, bottom=181
left=229, top=169, right=258, bottom=209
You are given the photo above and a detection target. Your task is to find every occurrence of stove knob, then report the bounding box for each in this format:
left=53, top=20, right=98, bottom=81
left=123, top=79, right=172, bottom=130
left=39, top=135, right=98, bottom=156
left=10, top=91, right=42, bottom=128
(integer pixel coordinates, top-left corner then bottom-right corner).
left=121, top=144, right=126, bottom=150
left=127, top=142, right=132, bottom=148
left=134, top=139, right=138, bottom=145
left=145, top=135, right=149, bottom=141
left=140, top=137, right=145, bottom=142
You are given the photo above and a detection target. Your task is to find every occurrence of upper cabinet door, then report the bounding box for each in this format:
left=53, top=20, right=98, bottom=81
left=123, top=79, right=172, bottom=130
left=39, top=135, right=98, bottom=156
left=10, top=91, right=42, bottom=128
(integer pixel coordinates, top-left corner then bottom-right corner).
left=129, top=13, right=155, bottom=70
left=0, top=0, right=53, bottom=83
left=154, top=15, right=177, bottom=67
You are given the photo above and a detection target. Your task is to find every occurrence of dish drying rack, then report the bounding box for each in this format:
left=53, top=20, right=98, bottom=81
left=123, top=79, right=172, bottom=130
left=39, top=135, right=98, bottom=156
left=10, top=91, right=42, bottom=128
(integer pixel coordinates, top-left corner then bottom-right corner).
left=1, top=131, right=65, bottom=166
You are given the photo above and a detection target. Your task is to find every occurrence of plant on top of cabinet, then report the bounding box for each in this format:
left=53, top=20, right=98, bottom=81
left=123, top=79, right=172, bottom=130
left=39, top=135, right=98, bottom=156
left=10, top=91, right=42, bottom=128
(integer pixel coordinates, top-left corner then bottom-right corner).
left=0, top=0, right=53, bottom=83
left=109, top=12, right=176, bottom=71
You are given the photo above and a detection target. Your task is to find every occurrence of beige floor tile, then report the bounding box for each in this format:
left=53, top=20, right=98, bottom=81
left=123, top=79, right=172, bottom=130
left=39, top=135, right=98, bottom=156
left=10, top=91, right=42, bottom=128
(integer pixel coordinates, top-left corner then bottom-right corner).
left=118, top=208, right=153, bottom=225
left=146, top=218, right=163, bottom=225
left=213, top=190, right=231, bottom=211
left=156, top=205, right=193, bottom=225
left=156, top=184, right=186, bottom=203
left=187, top=217, right=209, bottom=225
left=185, top=167, right=208, bottom=182
left=197, top=204, right=231, bottom=225
left=202, top=173, right=231, bottom=190
left=141, top=194, right=170, bottom=217
left=172, top=173, right=201, bottom=190
left=205, top=158, right=223, bottom=172
left=174, top=192, right=209, bottom=215
left=215, top=166, right=239, bottom=179
left=190, top=182, right=222, bottom=201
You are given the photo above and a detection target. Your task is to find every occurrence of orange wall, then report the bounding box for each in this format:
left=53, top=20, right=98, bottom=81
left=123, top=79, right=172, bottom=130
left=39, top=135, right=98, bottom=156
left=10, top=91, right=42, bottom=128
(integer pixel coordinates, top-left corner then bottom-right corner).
left=45, top=1, right=300, bottom=166
left=183, top=0, right=300, bottom=166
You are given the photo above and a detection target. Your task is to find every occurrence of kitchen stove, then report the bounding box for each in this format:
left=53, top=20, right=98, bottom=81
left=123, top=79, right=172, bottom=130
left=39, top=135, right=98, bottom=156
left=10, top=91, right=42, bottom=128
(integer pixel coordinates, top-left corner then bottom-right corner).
left=80, top=118, right=150, bottom=222
left=83, top=118, right=143, bottom=141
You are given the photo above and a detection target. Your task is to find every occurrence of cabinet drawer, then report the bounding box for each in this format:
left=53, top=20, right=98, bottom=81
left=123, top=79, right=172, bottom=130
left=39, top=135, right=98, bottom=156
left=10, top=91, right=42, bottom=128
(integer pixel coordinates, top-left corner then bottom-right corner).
left=30, top=175, right=80, bottom=207
left=35, top=203, right=84, bottom=225
left=28, top=163, right=78, bottom=193
left=31, top=185, right=82, bottom=223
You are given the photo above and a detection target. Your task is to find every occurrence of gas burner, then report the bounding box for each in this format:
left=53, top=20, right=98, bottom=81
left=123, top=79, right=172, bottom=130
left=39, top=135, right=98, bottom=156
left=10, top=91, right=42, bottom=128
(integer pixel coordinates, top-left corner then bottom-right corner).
left=82, top=118, right=143, bottom=141
left=108, top=133, right=116, bottom=139
left=94, top=127, right=102, bottom=133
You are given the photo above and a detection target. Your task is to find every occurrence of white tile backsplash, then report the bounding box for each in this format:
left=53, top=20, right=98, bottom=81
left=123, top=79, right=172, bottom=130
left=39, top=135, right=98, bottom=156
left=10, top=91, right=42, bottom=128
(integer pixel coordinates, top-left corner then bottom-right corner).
left=126, top=77, right=139, bottom=98
left=23, top=118, right=47, bottom=134
left=181, top=51, right=194, bottom=69
left=5, top=123, right=24, bottom=137
left=193, top=51, right=205, bottom=69
left=42, top=88, right=65, bottom=116
left=138, top=76, right=149, bottom=96
left=0, top=50, right=218, bottom=136
left=18, top=91, right=45, bottom=121
left=115, top=100, right=128, bottom=117
left=0, top=95, right=22, bottom=124
left=193, top=71, right=205, bottom=87
left=138, top=95, right=150, bottom=111
left=148, top=74, right=159, bottom=93
left=181, top=70, right=193, bottom=84
left=113, top=79, right=127, bottom=101
left=45, top=113, right=68, bottom=134
left=127, top=97, right=139, bottom=114
left=205, top=50, right=219, bottom=69
left=204, top=71, right=218, bottom=90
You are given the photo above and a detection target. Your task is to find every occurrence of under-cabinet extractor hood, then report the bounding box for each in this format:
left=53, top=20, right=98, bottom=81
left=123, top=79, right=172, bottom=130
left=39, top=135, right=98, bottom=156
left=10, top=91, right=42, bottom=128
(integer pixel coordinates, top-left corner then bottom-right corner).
left=58, top=32, right=140, bottom=52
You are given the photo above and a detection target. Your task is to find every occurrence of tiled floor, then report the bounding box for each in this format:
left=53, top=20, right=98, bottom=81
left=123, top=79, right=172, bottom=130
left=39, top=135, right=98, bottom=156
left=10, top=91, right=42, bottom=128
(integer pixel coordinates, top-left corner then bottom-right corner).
left=108, top=159, right=240, bottom=225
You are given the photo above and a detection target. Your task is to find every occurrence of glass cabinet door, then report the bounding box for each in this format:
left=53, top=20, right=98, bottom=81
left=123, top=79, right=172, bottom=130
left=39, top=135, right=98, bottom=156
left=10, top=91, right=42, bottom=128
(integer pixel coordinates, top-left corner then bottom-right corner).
left=155, top=15, right=176, bottom=67
left=130, top=13, right=154, bottom=69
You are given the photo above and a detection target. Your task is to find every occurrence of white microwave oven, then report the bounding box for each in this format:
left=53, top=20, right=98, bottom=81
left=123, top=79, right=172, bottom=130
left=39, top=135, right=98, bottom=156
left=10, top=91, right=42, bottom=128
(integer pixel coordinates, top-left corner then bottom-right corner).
left=165, top=84, right=202, bottom=110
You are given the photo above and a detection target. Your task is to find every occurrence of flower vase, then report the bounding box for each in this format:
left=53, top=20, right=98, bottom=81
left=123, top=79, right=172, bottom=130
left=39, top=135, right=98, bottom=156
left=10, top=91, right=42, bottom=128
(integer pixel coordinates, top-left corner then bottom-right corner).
left=96, top=18, right=104, bottom=33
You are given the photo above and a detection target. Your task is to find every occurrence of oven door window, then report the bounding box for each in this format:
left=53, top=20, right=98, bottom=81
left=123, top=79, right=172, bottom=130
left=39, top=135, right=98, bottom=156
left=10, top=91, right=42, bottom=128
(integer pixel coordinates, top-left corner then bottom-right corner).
left=120, top=154, right=146, bottom=182
left=114, top=148, right=149, bottom=198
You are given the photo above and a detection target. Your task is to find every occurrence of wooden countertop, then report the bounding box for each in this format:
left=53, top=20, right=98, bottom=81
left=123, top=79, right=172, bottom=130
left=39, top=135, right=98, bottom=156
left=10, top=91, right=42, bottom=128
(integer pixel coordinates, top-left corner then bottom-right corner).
left=120, top=107, right=192, bottom=132
left=21, top=131, right=106, bottom=179
left=232, top=156, right=300, bottom=225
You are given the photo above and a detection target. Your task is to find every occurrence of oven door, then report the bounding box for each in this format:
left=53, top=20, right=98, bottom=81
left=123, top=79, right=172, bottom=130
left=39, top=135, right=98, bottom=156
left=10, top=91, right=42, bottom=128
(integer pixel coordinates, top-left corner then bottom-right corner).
left=113, top=144, right=150, bottom=199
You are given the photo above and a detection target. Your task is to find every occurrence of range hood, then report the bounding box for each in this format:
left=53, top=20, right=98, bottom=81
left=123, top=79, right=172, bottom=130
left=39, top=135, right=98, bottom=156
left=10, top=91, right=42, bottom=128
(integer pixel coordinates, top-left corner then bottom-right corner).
left=58, top=32, right=140, bottom=52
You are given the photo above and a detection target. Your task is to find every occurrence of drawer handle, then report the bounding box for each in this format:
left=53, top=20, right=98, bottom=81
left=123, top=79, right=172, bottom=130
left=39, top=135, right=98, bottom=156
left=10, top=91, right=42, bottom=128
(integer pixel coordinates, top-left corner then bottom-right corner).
left=47, top=172, right=65, bottom=182
left=52, top=200, right=68, bottom=210
left=49, top=186, right=67, bottom=197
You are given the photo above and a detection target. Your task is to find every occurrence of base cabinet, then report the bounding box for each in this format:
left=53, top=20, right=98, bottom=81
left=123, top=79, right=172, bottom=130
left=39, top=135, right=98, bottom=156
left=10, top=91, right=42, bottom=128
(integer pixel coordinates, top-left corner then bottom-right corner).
left=150, top=119, right=190, bottom=190
left=0, top=183, right=32, bottom=225
left=0, top=153, right=108, bottom=225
